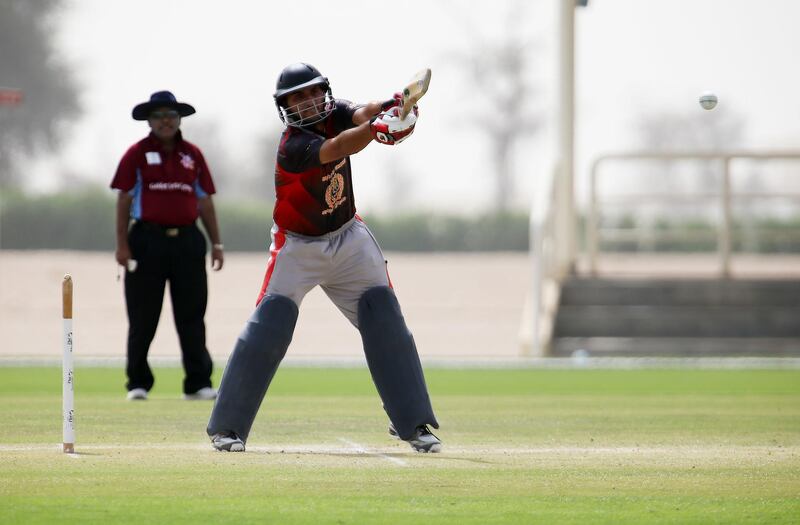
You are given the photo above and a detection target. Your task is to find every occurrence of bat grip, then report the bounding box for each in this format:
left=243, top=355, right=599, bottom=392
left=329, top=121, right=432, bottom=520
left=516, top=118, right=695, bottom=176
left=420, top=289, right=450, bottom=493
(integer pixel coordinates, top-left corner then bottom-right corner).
left=380, top=92, right=403, bottom=112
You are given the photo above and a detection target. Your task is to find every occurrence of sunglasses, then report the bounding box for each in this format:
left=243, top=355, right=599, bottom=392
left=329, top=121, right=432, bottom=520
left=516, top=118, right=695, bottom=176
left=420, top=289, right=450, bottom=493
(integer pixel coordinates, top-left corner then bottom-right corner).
left=149, top=110, right=180, bottom=120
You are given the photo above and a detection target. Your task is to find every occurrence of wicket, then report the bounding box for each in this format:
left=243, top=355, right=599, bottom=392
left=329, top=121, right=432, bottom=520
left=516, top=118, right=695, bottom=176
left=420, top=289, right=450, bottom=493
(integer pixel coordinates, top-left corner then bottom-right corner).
left=62, top=275, right=75, bottom=454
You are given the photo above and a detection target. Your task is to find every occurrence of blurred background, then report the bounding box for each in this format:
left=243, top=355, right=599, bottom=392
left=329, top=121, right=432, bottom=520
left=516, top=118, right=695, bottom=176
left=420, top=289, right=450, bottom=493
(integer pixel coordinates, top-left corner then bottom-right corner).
left=1, top=0, right=799, bottom=361
left=3, top=0, right=800, bottom=248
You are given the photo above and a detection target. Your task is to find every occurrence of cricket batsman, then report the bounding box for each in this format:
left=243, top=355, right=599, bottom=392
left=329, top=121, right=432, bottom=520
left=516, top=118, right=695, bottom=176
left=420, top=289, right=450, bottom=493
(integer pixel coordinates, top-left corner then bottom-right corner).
left=207, top=63, right=441, bottom=453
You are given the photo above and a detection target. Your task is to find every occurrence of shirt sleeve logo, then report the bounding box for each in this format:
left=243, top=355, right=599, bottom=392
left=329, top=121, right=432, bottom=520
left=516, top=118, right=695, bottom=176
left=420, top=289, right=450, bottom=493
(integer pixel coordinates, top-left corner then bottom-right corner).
left=145, top=152, right=162, bottom=165
left=321, top=158, right=348, bottom=216
left=179, top=152, right=196, bottom=170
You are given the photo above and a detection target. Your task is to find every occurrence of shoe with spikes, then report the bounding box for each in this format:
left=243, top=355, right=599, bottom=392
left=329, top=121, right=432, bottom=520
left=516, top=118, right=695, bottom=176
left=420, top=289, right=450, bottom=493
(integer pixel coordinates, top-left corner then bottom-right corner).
left=388, top=423, right=442, bottom=453
left=211, top=431, right=245, bottom=452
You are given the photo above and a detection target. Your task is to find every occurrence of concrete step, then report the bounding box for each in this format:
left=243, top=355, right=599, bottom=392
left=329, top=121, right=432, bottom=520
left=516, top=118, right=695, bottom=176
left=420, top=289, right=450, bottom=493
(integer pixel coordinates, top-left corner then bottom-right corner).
left=560, top=278, right=800, bottom=307
left=552, top=337, right=800, bottom=357
left=554, top=305, right=800, bottom=337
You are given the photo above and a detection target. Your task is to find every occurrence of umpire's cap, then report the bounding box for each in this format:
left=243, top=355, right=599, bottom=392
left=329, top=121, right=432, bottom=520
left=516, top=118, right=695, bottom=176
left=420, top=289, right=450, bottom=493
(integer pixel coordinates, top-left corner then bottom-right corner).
left=132, top=91, right=196, bottom=121
left=273, top=63, right=330, bottom=104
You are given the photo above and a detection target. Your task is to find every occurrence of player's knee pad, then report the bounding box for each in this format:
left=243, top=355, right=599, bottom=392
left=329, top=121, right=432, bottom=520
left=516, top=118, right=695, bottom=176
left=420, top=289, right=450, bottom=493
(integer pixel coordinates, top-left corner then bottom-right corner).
left=225, top=293, right=297, bottom=376
left=208, top=294, right=298, bottom=441
left=357, top=286, right=438, bottom=440
left=245, top=294, right=298, bottom=358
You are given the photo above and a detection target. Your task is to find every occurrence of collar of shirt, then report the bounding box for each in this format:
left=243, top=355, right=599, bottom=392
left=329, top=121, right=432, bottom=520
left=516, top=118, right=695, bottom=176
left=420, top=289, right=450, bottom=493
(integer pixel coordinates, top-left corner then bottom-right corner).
left=145, top=130, right=184, bottom=153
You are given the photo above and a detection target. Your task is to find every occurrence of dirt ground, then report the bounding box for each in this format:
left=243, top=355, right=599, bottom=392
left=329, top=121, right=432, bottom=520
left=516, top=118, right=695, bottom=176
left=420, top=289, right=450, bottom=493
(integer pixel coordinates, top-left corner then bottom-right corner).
left=0, top=251, right=531, bottom=361
left=3, top=250, right=798, bottom=363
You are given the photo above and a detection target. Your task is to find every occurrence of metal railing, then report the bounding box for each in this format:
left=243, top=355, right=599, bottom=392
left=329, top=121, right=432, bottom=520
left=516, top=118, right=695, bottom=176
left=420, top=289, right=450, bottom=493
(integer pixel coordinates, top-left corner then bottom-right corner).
left=588, top=151, right=800, bottom=277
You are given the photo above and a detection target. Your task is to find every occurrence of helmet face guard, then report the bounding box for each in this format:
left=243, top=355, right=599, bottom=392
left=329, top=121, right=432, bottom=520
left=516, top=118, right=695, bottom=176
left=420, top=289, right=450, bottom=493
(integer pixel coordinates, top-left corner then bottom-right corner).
left=275, top=85, right=335, bottom=127
left=273, top=63, right=335, bottom=127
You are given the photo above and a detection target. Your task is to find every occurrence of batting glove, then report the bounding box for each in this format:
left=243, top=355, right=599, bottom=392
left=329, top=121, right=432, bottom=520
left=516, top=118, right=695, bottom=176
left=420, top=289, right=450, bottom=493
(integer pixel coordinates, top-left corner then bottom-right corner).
left=370, top=106, right=418, bottom=145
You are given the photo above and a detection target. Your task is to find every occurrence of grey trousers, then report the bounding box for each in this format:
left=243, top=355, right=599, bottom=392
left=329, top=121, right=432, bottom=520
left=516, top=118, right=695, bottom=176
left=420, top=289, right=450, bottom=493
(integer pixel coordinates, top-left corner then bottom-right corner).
left=208, top=217, right=438, bottom=442
left=257, top=217, right=391, bottom=327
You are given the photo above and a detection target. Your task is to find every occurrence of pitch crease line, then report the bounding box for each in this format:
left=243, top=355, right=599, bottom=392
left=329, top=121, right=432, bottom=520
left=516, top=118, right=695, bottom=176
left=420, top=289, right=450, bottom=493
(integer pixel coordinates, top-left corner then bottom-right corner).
left=337, top=437, right=408, bottom=466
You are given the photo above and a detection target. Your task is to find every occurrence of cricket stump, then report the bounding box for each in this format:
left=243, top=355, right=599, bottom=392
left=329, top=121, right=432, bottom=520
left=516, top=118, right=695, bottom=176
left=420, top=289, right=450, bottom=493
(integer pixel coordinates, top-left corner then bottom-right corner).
left=62, top=275, right=75, bottom=453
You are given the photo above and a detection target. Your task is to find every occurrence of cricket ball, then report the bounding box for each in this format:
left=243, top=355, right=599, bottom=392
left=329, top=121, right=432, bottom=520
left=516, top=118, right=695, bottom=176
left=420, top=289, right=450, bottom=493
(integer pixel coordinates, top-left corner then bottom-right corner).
left=699, top=92, right=718, bottom=110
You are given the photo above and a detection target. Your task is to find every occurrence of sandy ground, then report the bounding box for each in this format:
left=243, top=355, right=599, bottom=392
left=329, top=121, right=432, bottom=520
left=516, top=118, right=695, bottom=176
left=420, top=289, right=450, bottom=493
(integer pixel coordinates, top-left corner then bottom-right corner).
left=2, top=251, right=798, bottom=363
left=0, top=251, right=531, bottom=361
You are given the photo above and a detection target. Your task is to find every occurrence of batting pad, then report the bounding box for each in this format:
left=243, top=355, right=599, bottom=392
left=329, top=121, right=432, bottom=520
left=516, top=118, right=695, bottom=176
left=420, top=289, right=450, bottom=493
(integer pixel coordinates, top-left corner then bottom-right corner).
left=358, top=286, right=439, bottom=440
left=207, top=294, right=298, bottom=442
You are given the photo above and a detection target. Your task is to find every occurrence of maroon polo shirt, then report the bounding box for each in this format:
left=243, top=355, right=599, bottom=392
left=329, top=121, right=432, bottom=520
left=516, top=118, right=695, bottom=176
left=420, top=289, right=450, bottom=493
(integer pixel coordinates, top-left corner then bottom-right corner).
left=111, top=131, right=216, bottom=226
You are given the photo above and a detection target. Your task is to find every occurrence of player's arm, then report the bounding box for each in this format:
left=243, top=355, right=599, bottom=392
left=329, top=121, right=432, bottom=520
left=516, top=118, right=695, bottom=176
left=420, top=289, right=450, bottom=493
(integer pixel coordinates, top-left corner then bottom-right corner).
left=318, top=121, right=374, bottom=164
left=317, top=92, right=413, bottom=162
left=114, top=192, right=133, bottom=266
left=352, top=101, right=384, bottom=125
left=352, top=93, right=403, bottom=125
left=198, top=196, right=224, bottom=271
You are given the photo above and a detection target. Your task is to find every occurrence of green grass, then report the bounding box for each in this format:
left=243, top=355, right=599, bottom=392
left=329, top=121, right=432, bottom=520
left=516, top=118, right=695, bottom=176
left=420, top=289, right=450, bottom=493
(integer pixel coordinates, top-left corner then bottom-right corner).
left=0, top=367, right=798, bottom=524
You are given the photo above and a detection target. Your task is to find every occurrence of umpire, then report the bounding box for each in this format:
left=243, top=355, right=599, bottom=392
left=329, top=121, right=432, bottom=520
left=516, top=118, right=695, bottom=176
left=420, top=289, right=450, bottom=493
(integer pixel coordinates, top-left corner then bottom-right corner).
left=111, top=90, right=224, bottom=401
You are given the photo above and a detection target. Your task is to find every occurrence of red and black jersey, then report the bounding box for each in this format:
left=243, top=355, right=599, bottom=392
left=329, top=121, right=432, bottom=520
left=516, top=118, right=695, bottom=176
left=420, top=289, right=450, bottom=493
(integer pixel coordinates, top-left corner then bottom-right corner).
left=111, top=131, right=216, bottom=226
left=273, top=99, right=361, bottom=236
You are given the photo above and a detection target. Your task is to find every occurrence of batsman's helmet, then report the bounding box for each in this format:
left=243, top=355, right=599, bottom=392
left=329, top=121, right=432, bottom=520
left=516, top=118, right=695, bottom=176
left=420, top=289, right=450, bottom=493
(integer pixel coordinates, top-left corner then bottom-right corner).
left=273, top=63, right=334, bottom=127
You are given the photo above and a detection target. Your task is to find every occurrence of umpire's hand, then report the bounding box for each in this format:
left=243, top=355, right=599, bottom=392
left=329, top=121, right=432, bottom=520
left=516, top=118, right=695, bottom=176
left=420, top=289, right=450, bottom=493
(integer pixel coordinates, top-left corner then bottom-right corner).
left=211, top=245, right=224, bottom=271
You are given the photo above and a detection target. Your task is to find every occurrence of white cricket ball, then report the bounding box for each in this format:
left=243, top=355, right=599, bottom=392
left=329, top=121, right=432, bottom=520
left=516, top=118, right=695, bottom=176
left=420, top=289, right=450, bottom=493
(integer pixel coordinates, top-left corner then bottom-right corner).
left=699, top=92, right=718, bottom=110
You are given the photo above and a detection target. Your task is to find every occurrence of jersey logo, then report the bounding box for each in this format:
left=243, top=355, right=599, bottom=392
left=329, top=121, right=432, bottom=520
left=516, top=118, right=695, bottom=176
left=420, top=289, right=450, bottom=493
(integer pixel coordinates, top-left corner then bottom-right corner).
left=148, top=181, right=194, bottom=193
left=179, top=152, right=195, bottom=170
left=145, top=152, right=162, bottom=165
left=321, top=158, right=347, bottom=216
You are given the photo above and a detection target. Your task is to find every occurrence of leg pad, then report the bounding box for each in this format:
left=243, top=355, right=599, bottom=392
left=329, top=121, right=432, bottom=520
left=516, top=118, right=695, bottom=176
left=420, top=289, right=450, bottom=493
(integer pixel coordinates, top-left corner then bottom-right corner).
left=358, top=286, right=438, bottom=440
left=207, top=294, right=298, bottom=442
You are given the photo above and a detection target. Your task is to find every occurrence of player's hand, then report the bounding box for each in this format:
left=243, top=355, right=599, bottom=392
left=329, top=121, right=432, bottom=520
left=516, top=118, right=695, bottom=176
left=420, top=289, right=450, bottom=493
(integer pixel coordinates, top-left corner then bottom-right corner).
left=370, top=105, right=418, bottom=145
left=211, top=245, right=224, bottom=271
left=115, top=244, right=132, bottom=267
left=380, top=92, right=403, bottom=112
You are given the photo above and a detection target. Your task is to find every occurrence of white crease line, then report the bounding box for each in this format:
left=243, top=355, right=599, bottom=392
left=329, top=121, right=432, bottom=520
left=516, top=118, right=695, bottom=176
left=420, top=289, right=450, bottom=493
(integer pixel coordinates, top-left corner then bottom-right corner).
left=337, top=438, right=408, bottom=466
left=0, top=442, right=411, bottom=461
left=0, top=444, right=199, bottom=452
left=0, top=444, right=93, bottom=453
left=1, top=443, right=792, bottom=457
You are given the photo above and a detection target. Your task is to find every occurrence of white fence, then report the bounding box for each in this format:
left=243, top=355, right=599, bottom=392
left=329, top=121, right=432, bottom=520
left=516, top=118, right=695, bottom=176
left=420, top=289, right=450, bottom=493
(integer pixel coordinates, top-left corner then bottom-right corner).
left=521, top=150, right=800, bottom=356
left=588, top=151, right=800, bottom=277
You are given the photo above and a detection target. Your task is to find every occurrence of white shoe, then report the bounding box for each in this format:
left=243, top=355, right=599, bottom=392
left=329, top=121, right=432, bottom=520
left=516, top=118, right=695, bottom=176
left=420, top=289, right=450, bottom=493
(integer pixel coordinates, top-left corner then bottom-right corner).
left=183, top=387, right=217, bottom=400
left=211, top=431, right=245, bottom=452
left=389, top=423, right=442, bottom=453
left=126, top=388, right=148, bottom=401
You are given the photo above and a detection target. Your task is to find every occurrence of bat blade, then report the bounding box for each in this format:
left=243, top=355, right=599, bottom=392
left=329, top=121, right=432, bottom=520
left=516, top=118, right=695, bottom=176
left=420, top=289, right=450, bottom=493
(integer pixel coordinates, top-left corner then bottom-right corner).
left=400, top=68, right=431, bottom=119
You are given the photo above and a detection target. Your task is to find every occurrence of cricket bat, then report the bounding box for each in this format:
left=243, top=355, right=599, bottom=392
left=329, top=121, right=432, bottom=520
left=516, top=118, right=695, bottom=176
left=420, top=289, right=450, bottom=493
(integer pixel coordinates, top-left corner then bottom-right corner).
left=400, top=68, right=432, bottom=119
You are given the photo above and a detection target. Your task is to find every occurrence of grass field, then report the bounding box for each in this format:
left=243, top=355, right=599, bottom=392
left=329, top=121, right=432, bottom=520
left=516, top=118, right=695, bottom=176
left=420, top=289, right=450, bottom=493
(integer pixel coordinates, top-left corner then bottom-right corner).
left=0, top=366, right=798, bottom=524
